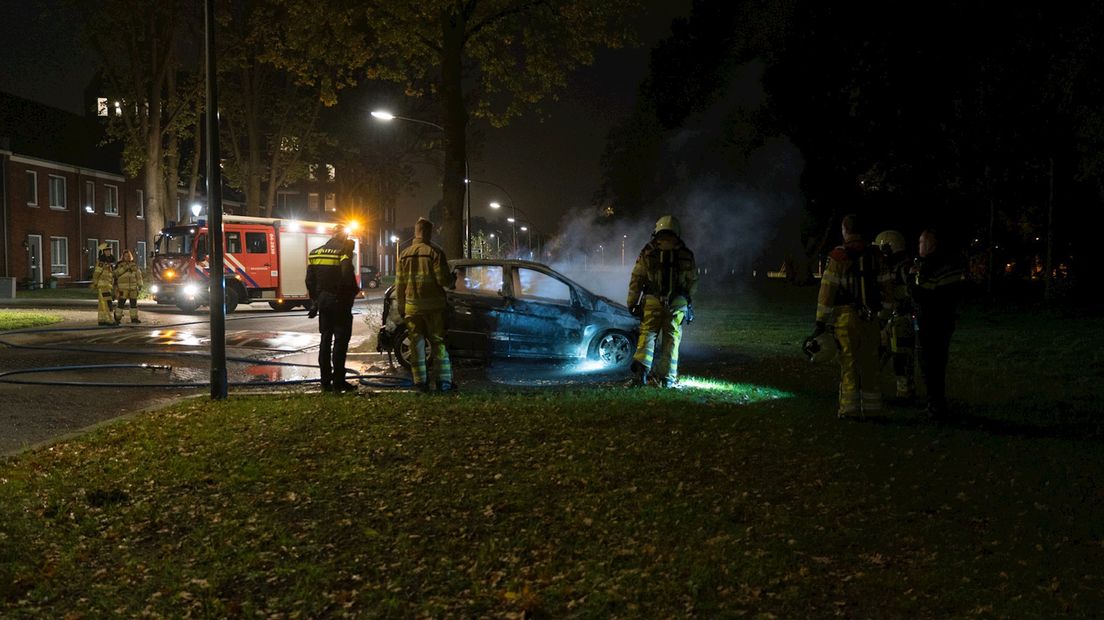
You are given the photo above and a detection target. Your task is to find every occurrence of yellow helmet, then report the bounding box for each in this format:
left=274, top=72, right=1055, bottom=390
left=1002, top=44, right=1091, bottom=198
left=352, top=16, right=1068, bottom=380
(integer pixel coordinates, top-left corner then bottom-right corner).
left=654, top=215, right=681, bottom=237
left=874, top=230, right=905, bottom=255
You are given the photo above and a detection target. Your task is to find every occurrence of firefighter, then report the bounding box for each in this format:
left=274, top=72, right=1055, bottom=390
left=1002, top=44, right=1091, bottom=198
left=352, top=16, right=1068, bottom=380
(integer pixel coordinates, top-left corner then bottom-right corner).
left=626, top=215, right=698, bottom=388
left=874, top=230, right=915, bottom=400
left=810, top=214, right=894, bottom=417
left=395, top=218, right=455, bottom=393
left=306, top=229, right=359, bottom=393
left=113, top=249, right=144, bottom=324
left=909, top=228, right=966, bottom=419
left=90, top=243, right=116, bottom=326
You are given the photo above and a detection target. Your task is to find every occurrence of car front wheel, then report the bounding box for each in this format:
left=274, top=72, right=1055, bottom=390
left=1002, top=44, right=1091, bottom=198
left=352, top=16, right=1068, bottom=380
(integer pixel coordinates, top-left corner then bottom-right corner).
left=591, top=331, right=634, bottom=367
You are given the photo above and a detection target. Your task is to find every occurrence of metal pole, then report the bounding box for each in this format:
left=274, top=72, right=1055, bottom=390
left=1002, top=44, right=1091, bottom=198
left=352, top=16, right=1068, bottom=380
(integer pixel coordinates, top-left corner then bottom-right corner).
left=464, top=159, right=471, bottom=258
left=205, top=0, right=228, bottom=399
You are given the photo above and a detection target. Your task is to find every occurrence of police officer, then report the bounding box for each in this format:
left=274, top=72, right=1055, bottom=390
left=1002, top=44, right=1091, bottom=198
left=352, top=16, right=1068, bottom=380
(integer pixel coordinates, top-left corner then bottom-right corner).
left=874, top=230, right=915, bottom=400
left=90, top=243, right=116, bottom=326
left=395, top=217, right=455, bottom=393
left=811, top=214, right=894, bottom=417
left=113, top=249, right=144, bottom=324
left=626, top=215, right=698, bottom=388
left=306, top=229, right=358, bottom=393
left=909, top=228, right=966, bottom=419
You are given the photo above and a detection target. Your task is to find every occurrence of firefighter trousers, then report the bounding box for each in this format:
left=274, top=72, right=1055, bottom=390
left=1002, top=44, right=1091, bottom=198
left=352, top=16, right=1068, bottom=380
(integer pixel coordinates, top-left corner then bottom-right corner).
left=96, top=288, right=115, bottom=325
left=889, top=315, right=915, bottom=397
left=115, top=288, right=140, bottom=323
left=633, top=295, right=687, bottom=384
left=834, top=307, right=882, bottom=416
left=318, top=303, right=353, bottom=387
left=405, top=310, right=452, bottom=388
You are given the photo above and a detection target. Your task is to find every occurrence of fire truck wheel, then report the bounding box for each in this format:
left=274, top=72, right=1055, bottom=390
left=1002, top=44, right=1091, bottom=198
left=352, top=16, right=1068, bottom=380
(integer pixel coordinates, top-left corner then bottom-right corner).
left=224, top=286, right=240, bottom=313
left=176, top=299, right=199, bottom=313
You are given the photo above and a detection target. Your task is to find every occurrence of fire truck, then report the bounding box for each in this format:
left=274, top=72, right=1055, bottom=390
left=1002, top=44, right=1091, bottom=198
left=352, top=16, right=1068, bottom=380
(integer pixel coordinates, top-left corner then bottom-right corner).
left=149, top=215, right=359, bottom=313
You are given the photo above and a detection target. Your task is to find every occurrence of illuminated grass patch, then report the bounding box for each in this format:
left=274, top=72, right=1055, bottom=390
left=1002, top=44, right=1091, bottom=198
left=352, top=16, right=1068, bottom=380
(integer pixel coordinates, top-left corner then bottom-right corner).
left=0, top=310, right=63, bottom=331
left=677, top=375, right=793, bottom=402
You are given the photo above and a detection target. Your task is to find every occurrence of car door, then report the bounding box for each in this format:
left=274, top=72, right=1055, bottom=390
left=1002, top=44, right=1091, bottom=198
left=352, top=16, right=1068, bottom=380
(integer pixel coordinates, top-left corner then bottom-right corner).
left=504, top=266, right=586, bottom=359
left=446, top=264, right=510, bottom=358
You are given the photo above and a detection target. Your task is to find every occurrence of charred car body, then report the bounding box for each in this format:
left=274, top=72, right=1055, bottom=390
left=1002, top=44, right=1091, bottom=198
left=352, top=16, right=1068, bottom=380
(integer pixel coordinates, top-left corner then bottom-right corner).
left=378, top=259, right=638, bottom=368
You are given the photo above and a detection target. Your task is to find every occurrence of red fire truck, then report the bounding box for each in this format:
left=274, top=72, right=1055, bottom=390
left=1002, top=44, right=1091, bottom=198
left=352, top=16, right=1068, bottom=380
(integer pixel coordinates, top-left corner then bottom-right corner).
left=149, top=215, right=359, bottom=313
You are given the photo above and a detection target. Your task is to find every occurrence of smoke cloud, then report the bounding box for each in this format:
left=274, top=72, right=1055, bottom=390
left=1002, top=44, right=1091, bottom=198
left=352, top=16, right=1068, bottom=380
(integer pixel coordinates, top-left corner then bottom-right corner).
left=548, top=60, right=808, bottom=303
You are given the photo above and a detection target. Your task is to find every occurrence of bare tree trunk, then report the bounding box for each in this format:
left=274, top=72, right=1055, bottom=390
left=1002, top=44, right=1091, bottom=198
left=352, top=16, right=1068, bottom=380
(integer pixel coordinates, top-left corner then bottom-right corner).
left=439, top=10, right=468, bottom=259
left=188, top=100, right=203, bottom=204
left=1044, top=156, right=1055, bottom=301
left=145, top=91, right=166, bottom=242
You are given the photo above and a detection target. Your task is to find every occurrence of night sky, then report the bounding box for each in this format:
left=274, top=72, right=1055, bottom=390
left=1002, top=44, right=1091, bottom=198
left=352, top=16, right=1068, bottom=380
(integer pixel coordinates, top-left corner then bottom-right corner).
left=0, top=0, right=692, bottom=236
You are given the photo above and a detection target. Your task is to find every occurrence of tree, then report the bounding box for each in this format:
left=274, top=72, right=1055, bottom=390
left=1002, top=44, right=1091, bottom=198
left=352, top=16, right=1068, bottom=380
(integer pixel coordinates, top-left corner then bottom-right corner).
left=70, top=0, right=199, bottom=243
left=216, top=0, right=371, bottom=216
left=363, top=0, right=639, bottom=257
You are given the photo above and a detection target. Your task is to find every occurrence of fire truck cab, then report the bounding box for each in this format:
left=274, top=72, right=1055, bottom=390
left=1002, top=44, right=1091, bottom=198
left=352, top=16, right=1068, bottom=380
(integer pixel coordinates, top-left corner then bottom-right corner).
left=150, top=215, right=359, bottom=313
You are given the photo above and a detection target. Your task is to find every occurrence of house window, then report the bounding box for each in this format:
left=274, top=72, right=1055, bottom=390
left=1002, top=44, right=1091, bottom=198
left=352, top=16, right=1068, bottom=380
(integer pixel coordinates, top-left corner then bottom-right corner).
left=48, top=175, right=66, bottom=209
left=85, top=180, right=95, bottom=213
left=105, top=240, right=120, bottom=259
left=136, top=241, right=147, bottom=268
left=136, top=189, right=145, bottom=218
left=105, top=185, right=119, bottom=215
left=307, top=193, right=320, bottom=211
left=325, top=193, right=336, bottom=212
left=26, top=171, right=38, bottom=206
left=50, top=237, right=69, bottom=277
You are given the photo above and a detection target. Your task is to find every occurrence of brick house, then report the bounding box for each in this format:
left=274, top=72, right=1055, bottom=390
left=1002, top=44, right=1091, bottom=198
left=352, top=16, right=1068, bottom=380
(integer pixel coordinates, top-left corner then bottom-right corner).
left=1, top=91, right=147, bottom=286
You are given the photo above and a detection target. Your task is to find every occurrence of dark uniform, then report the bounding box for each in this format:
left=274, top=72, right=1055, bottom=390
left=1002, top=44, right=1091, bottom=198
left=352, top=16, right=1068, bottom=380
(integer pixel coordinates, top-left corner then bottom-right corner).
left=884, top=249, right=916, bottom=398
left=815, top=234, right=894, bottom=416
left=910, top=248, right=965, bottom=416
left=395, top=230, right=454, bottom=391
left=306, top=235, right=358, bottom=392
left=627, top=215, right=698, bottom=387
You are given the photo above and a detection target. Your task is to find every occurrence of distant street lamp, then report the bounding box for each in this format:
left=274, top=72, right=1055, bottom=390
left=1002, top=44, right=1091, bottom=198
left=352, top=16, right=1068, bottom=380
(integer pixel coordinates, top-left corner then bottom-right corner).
left=520, top=225, right=532, bottom=259
left=621, top=234, right=627, bottom=266
left=390, top=234, right=400, bottom=275
left=472, top=179, right=523, bottom=257
left=191, top=203, right=203, bottom=222
left=372, top=110, right=472, bottom=258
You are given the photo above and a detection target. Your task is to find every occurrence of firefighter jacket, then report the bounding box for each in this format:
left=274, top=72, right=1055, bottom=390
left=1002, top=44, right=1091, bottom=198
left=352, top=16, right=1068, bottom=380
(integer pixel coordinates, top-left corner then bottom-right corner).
left=395, top=238, right=453, bottom=314
left=910, top=248, right=965, bottom=323
left=626, top=234, right=698, bottom=308
left=885, top=251, right=913, bottom=314
left=91, top=260, right=115, bottom=290
left=816, top=235, right=894, bottom=323
left=114, top=260, right=143, bottom=291
left=306, top=238, right=358, bottom=307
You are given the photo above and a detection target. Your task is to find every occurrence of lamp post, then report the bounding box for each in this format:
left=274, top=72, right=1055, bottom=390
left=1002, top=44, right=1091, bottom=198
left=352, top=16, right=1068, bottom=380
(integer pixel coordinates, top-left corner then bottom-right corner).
left=520, top=226, right=532, bottom=259
left=371, top=110, right=471, bottom=258
left=621, top=234, right=627, bottom=266
left=390, top=235, right=400, bottom=275
left=474, top=179, right=523, bottom=257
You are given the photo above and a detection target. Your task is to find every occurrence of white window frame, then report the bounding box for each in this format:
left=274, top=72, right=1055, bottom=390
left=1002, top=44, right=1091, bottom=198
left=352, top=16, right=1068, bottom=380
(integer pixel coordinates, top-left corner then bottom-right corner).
left=105, top=239, right=120, bottom=259
left=307, top=192, right=320, bottom=211
left=87, top=238, right=99, bottom=272
left=50, top=236, right=69, bottom=277
left=26, top=170, right=38, bottom=206
left=136, top=189, right=145, bottom=218
left=136, top=241, right=147, bottom=268
left=85, top=180, right=95, bottom=213
left=48, top=175, right=66, bottom=210
left=104, top=184, right=119, bottom=216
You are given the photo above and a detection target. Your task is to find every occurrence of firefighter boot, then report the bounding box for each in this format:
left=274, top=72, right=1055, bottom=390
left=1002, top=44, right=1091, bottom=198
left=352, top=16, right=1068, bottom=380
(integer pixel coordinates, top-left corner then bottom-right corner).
left=626, top=361, right=648, bottom=388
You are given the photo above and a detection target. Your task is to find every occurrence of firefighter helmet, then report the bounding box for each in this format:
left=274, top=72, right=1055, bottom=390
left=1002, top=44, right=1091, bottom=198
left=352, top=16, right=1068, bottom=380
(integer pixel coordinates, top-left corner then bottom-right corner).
left=874, top=230, right=906, bottom=255
left=654, top=215, right=681, bottom=237
left=97, top=242, right=109, bottom=251
left=802, top=331, right=838, bottom=364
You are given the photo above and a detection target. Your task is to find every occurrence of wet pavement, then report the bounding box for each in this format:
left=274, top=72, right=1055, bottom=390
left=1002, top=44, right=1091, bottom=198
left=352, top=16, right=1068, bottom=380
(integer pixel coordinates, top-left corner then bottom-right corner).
left=0, top=302, right=637, bottom=455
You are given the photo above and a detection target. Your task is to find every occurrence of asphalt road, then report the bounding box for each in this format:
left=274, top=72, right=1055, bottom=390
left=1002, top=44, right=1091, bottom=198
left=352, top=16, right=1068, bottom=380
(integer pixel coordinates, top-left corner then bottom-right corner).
left=0, top=293, right=632, bottom=455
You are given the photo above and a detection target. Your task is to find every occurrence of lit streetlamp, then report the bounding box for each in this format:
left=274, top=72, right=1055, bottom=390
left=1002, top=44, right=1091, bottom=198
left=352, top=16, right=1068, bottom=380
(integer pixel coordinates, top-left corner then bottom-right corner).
left=372, top=110, right=472, bottom=258
left=390, top=234, right=400, bottom=276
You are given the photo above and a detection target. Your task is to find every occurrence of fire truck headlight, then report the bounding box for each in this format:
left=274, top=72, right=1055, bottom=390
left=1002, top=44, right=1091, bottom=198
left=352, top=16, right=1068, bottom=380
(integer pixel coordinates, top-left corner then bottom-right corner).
left=183, top=284, right=199, bottom=298
left=164, top=269, right=176, bottom=280
left=149, top=284, right=160, bottom=294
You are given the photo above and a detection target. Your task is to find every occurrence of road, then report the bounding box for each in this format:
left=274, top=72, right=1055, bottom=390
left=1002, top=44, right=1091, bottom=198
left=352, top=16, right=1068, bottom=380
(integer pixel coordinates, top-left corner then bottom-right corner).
left=0, top=292, right=631, bottom=455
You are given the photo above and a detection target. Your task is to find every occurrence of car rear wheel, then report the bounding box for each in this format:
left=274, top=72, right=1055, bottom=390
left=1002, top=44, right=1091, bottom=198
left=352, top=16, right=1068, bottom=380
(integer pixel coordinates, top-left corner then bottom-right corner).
left=591, top=331, right=634, bottom=367
left=387, top=325, right=414, bottom=371
left=367, top=279, right=380, bottom=289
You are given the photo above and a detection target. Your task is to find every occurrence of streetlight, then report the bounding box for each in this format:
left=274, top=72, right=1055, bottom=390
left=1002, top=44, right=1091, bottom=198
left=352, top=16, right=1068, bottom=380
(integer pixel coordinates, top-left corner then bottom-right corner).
left=520, top=226, right=532, bottom=259
left=471, top=179, right=523, bottom=257
left=621, top=234, right=627, bottom=266
left=390, top=234, right=400, bottom=276
left=191, top=203, right=202, bottom=222
left=372, top=110, right=471, bottom=258
left=489, top=232, right=501, bottom=255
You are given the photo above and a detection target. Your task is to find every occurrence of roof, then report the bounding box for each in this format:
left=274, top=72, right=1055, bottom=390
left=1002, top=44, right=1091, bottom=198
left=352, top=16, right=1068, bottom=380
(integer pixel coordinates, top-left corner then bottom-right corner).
left=0, top=90, right=124, bottom=173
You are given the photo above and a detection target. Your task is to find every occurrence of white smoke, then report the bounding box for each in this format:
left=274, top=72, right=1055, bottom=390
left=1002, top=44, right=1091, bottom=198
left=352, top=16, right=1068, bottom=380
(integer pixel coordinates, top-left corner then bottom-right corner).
left=547, top=60, right=807, bottom=301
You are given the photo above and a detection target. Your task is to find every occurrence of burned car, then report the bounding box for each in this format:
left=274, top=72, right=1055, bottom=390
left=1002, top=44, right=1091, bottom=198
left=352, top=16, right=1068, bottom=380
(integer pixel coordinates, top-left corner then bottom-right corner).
left=378, top=259, right=638, bottom=369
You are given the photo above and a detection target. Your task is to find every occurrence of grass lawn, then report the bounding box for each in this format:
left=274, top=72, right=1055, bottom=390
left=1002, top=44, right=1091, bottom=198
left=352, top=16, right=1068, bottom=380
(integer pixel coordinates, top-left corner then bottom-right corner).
left=1, top=284, right=1101, bottom=617
left=0, top=310, right=63, bottom=331
left=11, top=287, right=98, bottom=300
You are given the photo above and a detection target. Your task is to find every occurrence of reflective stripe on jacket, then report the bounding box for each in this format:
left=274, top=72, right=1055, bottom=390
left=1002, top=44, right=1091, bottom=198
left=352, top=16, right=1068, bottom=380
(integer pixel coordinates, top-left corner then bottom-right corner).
left=114, top=260, right=143, bottom=290
left=626, top=235, right=698, bottom=308
left=816, top=236, right=894, bottom=323
left=91, top=261, right=115, bottom=289
left=306, top=238, right=358, bottom=305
